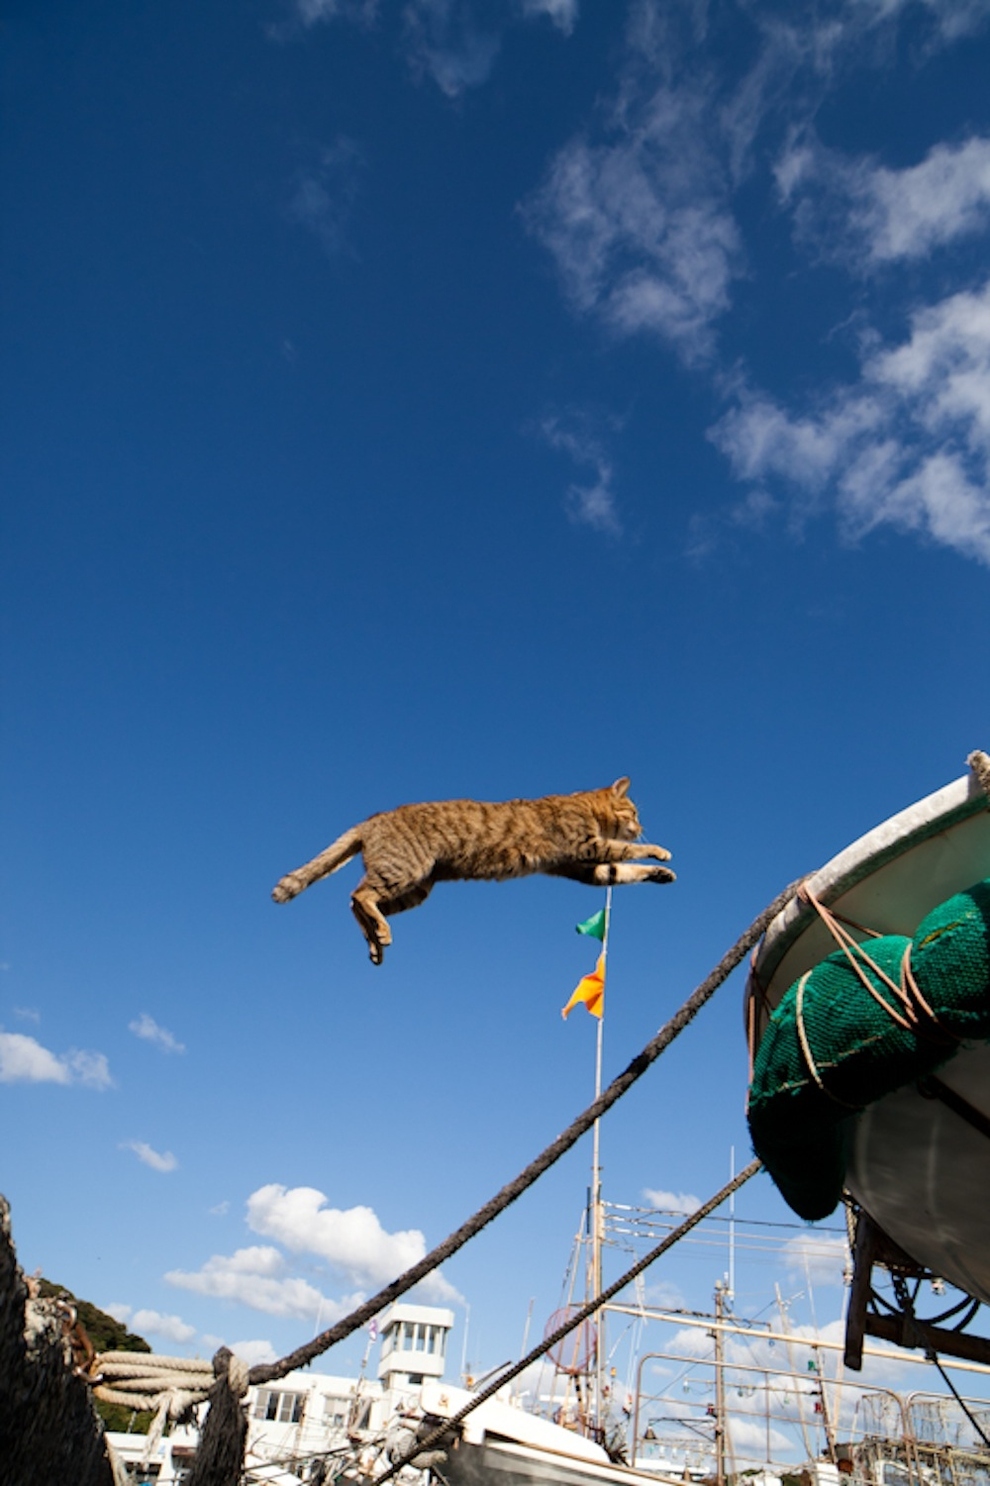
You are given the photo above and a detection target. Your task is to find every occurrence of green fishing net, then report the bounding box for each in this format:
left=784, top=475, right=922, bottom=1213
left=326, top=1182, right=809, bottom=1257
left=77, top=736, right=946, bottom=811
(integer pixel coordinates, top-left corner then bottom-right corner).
left=747, top=879, right=990, bottom=1220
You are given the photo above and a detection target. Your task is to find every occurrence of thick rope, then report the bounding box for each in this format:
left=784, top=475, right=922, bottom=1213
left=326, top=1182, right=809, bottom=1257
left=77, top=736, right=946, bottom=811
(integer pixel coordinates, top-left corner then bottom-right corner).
left=377, top=1158, right=763, bottom=1484
left=968, top=750, right=990, bottom=799
left=92, top=1353, right=214, bottom=1410
left=793, top=971, right=859, bottom=1110
left=248, top=878, right=802, bottom=1387
left=798, top=883, right=961, bottom=1053
left=92, top=1353, right=218, bottom=1473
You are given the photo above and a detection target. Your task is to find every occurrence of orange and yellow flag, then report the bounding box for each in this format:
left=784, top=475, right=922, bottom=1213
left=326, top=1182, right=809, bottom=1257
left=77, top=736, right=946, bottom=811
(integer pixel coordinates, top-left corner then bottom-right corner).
left=561, top=952, right=605, bottom=1020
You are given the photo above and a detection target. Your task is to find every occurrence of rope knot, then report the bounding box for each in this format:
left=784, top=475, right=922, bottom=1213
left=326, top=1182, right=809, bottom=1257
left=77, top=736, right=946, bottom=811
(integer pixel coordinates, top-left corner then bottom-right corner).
left=211, top=1346, right=250, bottom=1397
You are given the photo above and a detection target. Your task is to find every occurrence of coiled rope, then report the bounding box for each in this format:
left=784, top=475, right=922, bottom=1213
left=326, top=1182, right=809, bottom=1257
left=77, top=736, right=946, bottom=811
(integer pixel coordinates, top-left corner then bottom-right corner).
left=92, top=1353, right=243, bottom=1470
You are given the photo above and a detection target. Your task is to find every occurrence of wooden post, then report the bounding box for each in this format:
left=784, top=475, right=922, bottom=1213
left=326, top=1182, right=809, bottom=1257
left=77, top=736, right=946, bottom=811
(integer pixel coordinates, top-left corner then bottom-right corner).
left=844, top=1210, right=878, bottom=1372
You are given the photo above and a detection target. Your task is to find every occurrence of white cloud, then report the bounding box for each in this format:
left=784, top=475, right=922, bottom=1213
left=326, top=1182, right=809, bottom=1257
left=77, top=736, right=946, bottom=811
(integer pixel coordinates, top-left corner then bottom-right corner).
left=288, top=138, right=364, bottom=259
left=227, top=1338, right=278, bottom=1366
left=245, top=1184, right=462, bottom=1304
left=129, top=1013, right=185, bottom=1055
left=105, top=1303, right=133, bottom=1323
left=0, top=1032, right=70, bottom=1084
left=642, top=1187, right=702, bottom=1215
left=68, top=1050, right=113, bottom=1089
left=166, top=1244, right=358, bottom=1321
left=539, top=415, right=621, bottom=533
left=781, top=1233, right=850, bottom=1288
left=712, top=278, right=990, bottom=565
left=403, top=1, right=501, bottom=97
left=779, top=134, right=990, bottom=266
left=0, top=1030, right=112, bottom=1089
left=13, top=1006, right=40, bottom=1023
left=642, top=1277, right=687, bottom=1309
left=247, top=1183, right=425, bottom=1287
left=520, top=0, right=577, bottom=33
left=122, top=1140, right=179, bottom=1173
left=131, top=1309, right=197, bottom=1344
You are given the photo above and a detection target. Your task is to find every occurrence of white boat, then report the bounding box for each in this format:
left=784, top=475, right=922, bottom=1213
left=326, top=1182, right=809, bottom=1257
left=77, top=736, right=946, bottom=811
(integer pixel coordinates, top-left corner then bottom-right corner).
left=745, top=764, right=990, bottom=1307
left=413, top=1381, right=683, bottom=1486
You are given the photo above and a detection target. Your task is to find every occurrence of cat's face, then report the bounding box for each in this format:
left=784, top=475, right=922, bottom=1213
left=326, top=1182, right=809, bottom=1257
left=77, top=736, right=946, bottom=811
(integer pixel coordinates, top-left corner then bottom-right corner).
left=607, top=777, right=642, bottom=840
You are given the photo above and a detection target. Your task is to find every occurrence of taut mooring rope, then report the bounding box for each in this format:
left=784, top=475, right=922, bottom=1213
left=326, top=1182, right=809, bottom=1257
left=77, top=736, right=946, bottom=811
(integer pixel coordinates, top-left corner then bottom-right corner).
left=248, top=878, right=802, bottom=1389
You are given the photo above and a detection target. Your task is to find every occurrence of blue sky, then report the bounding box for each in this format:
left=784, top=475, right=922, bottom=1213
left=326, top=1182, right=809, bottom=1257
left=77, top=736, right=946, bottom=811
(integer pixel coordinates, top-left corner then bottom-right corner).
left=2, top=0, right=990, bottom=1384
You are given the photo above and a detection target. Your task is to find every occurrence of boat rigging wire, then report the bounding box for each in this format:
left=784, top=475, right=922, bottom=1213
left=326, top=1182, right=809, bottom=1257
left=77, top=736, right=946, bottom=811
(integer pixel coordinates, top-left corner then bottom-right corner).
left=376, top=1159, right=762, bottom=1485
left=926, top=1353, right=990, bottom=1451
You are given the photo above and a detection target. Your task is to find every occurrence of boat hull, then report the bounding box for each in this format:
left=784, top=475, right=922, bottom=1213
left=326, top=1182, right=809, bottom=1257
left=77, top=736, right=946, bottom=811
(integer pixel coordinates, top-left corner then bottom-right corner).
left=441, top=1437, right=682, bottom=1486
left=746, top=767, right=990, bottom=1298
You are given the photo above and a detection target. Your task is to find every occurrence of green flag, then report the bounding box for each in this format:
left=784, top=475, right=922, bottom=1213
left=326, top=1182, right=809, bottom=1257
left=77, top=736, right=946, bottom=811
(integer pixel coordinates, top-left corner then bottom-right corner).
left=575, top=908, right=607, bottom=941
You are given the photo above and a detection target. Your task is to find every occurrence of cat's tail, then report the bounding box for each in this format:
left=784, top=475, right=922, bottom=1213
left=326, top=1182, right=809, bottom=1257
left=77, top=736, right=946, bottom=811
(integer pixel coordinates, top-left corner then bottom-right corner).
left=272, top=827, right=363, bottom=903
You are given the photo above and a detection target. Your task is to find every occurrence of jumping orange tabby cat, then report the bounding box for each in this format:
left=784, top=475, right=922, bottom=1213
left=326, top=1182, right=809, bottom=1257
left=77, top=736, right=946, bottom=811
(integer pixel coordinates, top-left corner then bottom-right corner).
left=272, top=778, right=674, bottom=964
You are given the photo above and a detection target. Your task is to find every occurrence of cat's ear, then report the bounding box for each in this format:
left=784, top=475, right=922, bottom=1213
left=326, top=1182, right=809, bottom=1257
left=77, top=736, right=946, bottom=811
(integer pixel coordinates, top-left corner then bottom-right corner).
left=611, top=777, right=631, bottom=797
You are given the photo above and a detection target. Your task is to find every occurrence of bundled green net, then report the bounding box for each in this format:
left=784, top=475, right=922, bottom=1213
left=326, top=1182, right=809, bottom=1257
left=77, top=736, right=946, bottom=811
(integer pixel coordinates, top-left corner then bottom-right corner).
left=748, top=878, right=990, bottom=1221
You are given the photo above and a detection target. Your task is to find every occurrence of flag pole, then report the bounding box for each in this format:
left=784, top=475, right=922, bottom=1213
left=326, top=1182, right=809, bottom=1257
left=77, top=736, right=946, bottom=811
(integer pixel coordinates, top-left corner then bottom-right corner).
left=591, top=886, right=610, bottom=1436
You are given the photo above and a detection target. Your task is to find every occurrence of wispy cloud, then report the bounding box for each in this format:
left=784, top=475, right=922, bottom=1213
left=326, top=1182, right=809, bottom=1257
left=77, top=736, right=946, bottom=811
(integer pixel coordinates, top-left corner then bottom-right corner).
left=520, top=0, right=578, bottom=33
left=539, top=414, right=622, bottom=534
left=288, top=138, right=365, bottom=258
left=291, top=0, right=379, bottom=28
left=13, top=1006, right=40, bottom=1023
left=778, top=133, right=990, bottom=267
left=403, top=0, right=501, bottom=97
left=0, top=1030, right=112, bottom=1089
left=122, top=1140, right=179, bottom=1173
left=266, top=0, right=377, bottom=43
left=524, top=29, right=742, bottom=360
left=872, top=0, right=990, bottom=41
left=129, top=1013, right=186, bottom=1055
left=712, top=278, right=990, bottom=565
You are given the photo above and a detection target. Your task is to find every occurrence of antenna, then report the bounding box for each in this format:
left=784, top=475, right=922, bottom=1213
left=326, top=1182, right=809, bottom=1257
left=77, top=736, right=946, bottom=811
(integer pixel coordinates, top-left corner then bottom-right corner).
left=728, top=1146, right=736, bottom=1301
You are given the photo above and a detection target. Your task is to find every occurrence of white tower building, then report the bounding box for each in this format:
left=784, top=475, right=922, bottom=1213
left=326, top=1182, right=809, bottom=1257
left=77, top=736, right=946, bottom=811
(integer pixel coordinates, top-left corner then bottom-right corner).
left=376, top=1302, right=455, bottom=1393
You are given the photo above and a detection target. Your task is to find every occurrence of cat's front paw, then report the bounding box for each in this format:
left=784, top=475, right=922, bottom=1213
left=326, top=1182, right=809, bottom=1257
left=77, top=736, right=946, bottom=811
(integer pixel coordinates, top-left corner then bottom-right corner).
left=647, top=866, right=676, bottom=884
left=642, top=843, right=672, bottom=862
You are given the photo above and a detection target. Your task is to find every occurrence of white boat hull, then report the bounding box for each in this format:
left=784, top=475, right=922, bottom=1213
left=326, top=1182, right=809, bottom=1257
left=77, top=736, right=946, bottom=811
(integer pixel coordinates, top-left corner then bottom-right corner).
left=441, top=1437, right=682, bottom=1486
left=746, top=767, right=990, bottom=1298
